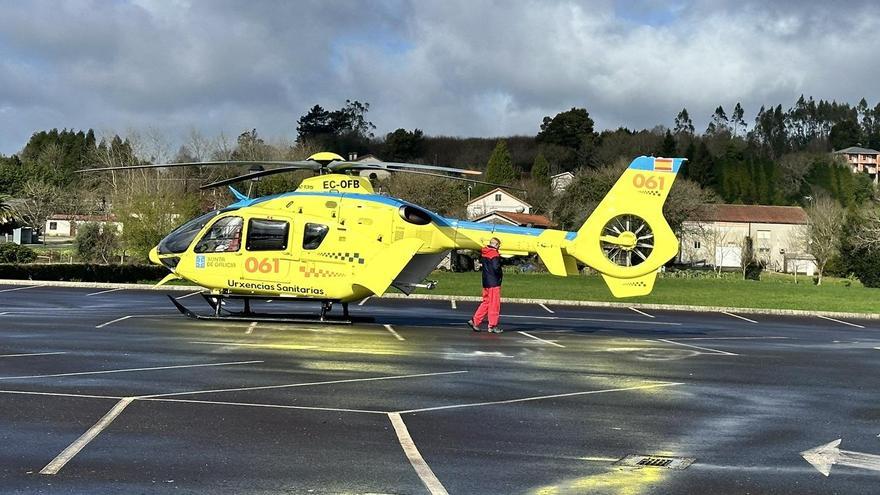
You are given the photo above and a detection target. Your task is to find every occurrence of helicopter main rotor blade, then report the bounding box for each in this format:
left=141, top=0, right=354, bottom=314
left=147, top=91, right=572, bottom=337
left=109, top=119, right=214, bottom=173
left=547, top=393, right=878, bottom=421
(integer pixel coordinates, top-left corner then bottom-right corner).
left=330, top=160, right=481, bottom=176
left=358, top=165, right=526, bottom=192
left=199, top=164, right=321, bottom=189
left=77, top=160, right=318, bottom=173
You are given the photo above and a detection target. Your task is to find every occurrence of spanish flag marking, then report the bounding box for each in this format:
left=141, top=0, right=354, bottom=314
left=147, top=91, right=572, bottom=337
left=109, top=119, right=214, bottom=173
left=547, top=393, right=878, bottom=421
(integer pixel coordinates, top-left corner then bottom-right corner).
left=654, top=158, right=673, bottom=171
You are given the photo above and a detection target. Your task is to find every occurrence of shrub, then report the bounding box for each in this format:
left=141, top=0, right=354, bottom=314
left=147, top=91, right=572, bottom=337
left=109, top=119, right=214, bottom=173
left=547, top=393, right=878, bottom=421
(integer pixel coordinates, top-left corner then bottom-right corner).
left=75, top=222, right=120, bottom=264
left=0, top=243, right=37, bottom=263
left=0, top=263, right=167, bottom=283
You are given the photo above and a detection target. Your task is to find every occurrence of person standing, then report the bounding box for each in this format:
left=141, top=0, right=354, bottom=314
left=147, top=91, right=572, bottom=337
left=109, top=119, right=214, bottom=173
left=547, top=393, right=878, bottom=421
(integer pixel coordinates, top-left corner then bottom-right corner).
left=467, top=237, right=503, bottom=333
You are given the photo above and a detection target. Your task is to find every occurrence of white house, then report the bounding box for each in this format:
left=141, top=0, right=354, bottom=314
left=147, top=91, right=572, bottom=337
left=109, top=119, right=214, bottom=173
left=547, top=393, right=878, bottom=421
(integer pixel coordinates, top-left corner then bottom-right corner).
left=466, top=188, right=531, bottom=219
left=353, top=154, right=392, bottom=180
left=45, top=214, right=122, bottom=238
left=551, top=171, right=574, bottom=195
left=678, top=204, right=815, bottom=274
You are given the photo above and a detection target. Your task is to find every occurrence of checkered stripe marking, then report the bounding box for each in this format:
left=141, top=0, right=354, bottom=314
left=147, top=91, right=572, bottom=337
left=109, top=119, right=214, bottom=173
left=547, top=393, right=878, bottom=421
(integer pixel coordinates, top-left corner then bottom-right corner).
left=299, top=265, right=346, bottom=278
left=319, top=252, right=366, bottom=264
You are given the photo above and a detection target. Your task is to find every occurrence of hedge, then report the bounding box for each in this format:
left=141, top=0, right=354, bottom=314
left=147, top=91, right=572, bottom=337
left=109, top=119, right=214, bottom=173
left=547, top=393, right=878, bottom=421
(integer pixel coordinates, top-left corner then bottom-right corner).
left=0, top=264, right=168, bottom=283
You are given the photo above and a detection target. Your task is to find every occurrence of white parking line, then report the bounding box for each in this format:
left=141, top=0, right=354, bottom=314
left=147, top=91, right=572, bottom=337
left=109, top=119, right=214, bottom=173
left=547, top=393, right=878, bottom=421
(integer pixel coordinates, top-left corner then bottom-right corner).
left=656, top=338, right=738, bottom=356
left=720, top=311, right=758, bottom=324
left=0, top=285, right=44, bottom=293
left=817, top=315, right=865, bottom=329
left=672, top=336, right=789, bottom=340
left=384, top=324, right=405, bottom=341
left=85, top=288, right=124, bottom=296
left=358, top=296, right=371, bottom=306
left=450, top=299, right=457, bottom=310
left=0, top=360, right=262, bottom=381
left=246, top=322, right=257, bottom=334
left=389, top=412, right=449, bottom=495
left=0, top=389, right=121, bottom=400
left=0, top=351, right=66, bottom=358
left=628, top=307, right=654, bottom=318
left=503, top=314, right=681, bottom=326
left=175, top=291, right=202, bottom=300
left=538, top=303, right=555, bottom=314
left=141, top=370, right=468, bottom=398
left=95, top=314, right=172, bottom=328
left=40, top=397, right=135, bottom=475
left=517, top=331, right=565, bottom=348
left=143, top=396, right=386, bottom=414
left=396, top=382, right=683, bottom=414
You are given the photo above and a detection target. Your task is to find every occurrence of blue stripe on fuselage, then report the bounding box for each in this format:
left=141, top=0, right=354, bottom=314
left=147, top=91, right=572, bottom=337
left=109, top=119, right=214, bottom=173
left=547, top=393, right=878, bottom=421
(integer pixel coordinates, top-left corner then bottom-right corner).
left=229, top=191, right=577, bottom=240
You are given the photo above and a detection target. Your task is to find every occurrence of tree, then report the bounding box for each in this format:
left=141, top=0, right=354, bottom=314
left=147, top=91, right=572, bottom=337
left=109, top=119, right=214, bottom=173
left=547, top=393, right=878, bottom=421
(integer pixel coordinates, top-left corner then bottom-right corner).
left=117, top=192, right=201, bottom=261
left=0, top=194, right=16, bottom=226
left=477, top=140, right=517, bottom=195
left=16, top=180, right=62, bottom=235
left=382, top=173, right=466, bottom=217
left=841, top=208, right=880, bottom=287
left=656, top=129, right=677, bottom=157
left=531, top=153, right=551, bottom=187
left=384, top=128, right=425, bottom=161
left=829, top=119, right=862, bottom=150
left=800, top=195, right=845, bottom=285
left=75, top=222, right=120, bottom=264
left=673, top=108, right=695, bottom=135
left=296, top=100, right=376, bottom=153
left=536, top=108, right=595, bottom=150
left=731, top=102, right=747, bottom=137
left=706, top=106, right=729, bottom=135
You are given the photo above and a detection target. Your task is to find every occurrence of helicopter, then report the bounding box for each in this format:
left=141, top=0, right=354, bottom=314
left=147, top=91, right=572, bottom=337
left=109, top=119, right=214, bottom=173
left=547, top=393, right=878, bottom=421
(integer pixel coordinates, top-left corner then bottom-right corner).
left=80, top=152, right=684, bottom=323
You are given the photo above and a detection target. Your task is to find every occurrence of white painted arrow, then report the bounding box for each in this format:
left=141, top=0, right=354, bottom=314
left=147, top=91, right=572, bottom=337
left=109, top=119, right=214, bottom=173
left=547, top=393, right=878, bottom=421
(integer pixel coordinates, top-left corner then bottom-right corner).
left=801, top=439, right=880, bottom=476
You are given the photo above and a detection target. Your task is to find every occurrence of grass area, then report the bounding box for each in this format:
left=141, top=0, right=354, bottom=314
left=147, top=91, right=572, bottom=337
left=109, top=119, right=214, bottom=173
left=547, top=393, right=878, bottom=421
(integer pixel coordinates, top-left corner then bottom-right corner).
left=420, top=271, right=880, bottom=314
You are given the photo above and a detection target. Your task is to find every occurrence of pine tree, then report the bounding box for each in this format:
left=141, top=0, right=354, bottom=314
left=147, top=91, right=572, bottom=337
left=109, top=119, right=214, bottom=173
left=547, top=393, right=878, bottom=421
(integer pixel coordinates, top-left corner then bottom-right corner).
left=478, top=140, right=516, bottom=195
left=531, top=152, right=551, bottom=187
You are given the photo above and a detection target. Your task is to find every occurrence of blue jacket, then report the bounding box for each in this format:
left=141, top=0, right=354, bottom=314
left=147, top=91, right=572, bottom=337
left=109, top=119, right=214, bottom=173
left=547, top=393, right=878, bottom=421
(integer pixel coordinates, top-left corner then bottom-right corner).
left=480, top=246, right=503, bottom=288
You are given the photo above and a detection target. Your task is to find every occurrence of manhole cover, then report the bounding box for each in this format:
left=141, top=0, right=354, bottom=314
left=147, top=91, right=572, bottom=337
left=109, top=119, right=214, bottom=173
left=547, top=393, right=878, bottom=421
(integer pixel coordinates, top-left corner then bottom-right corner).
left=614, top=455, right=695, bottom=470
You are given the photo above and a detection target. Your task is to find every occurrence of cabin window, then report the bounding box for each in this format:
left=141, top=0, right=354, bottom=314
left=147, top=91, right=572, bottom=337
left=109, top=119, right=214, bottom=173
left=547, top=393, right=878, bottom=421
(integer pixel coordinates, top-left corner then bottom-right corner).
left=302, top=223, right=329, bottom=250
left=194, top=216, right=243, bottom=253
left=49, top=222, right=57, bottom=231
left=246, top=219, right=289, bottom=251
left=158, top=210, right=222, bottom=254
left=398, top=205, right=432, bottom=225
left=495, top=193, right=502, bottom=201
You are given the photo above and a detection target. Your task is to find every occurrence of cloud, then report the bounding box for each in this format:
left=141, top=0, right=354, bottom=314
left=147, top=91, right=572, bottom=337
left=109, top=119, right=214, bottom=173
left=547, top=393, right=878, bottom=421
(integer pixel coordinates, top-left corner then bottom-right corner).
left=0, top=0, right=878, bottom=154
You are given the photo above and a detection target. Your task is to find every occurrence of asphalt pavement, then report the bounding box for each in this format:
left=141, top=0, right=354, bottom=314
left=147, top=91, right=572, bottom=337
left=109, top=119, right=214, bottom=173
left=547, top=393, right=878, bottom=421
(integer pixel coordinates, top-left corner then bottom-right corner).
left=0, top=284, right=879, bottom=494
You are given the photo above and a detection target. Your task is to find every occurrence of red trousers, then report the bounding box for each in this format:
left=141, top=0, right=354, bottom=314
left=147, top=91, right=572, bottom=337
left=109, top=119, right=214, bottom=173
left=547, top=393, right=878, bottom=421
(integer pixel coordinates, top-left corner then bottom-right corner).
left=473, top=286, right=501, bottom=327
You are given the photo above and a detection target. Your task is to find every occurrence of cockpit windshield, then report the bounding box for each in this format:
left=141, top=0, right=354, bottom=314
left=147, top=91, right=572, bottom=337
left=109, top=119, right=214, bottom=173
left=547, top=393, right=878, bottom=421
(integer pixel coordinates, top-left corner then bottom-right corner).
left=157, top=210, right=221, bottom=254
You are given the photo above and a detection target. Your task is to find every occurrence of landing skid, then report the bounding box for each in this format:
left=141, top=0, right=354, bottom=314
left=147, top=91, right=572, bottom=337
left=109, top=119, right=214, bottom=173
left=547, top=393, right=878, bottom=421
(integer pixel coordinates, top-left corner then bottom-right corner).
left=168, top=294, right=372, bottom=324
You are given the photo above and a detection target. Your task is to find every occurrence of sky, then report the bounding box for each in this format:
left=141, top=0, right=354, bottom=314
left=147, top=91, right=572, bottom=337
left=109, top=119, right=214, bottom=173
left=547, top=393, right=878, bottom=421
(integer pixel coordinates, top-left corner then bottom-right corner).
left=1, top=0, right=878, bottom=155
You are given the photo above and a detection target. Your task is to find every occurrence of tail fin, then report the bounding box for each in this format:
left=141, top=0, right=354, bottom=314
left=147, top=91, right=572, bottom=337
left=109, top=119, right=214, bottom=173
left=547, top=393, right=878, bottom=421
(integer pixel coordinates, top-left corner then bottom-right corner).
left=565, top=156, right=685, bottom=297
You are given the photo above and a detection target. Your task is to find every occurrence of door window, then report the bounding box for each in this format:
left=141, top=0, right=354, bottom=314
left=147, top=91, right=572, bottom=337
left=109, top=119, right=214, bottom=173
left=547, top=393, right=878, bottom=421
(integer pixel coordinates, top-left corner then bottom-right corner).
left=247, top=219, right=290, bottom=251
left=194, top=216, right=243, bottom=253
left=302, top=223, right=329, bottom=250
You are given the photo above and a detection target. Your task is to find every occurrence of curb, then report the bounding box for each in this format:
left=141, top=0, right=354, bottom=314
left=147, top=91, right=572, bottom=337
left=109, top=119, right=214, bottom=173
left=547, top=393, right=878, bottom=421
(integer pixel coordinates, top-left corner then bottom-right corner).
left=1, top=279, right=877, bottom=321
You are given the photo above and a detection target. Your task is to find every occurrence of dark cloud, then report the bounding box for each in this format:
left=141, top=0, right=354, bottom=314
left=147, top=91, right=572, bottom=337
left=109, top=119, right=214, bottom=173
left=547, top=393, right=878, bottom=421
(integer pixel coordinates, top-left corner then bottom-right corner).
left=0, top=0, right=879, bottom=154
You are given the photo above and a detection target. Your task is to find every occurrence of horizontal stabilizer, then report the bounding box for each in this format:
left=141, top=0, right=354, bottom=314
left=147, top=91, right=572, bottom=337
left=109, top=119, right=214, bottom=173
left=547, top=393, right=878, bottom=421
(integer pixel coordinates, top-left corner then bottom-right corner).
left=601, top=271, right=657, bottom=298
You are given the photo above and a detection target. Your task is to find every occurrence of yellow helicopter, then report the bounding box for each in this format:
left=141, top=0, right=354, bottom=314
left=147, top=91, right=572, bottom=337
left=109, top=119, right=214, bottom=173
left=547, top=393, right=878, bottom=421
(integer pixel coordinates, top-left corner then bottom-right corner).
left=82, top=152, right=684, bottom=322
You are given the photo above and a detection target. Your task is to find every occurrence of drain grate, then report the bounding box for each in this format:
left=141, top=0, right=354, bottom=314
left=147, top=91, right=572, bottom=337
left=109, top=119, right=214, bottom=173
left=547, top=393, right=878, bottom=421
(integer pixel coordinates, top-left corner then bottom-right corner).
left=614, top=455, right=695, bottom=470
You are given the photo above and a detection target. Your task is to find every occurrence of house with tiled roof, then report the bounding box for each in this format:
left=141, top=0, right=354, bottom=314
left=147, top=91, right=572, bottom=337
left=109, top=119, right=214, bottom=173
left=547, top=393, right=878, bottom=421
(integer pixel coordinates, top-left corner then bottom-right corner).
left=678, top=204, right=815, bottom=274
left=833, top=146, right=880, bottom=183
left=473, top=211, right=555, bottom=229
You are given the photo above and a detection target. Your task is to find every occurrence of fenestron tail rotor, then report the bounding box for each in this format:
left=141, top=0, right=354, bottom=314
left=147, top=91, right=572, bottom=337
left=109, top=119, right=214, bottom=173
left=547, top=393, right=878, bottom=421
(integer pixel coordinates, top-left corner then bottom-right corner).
left=598, top=214, right=654, bottom=267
